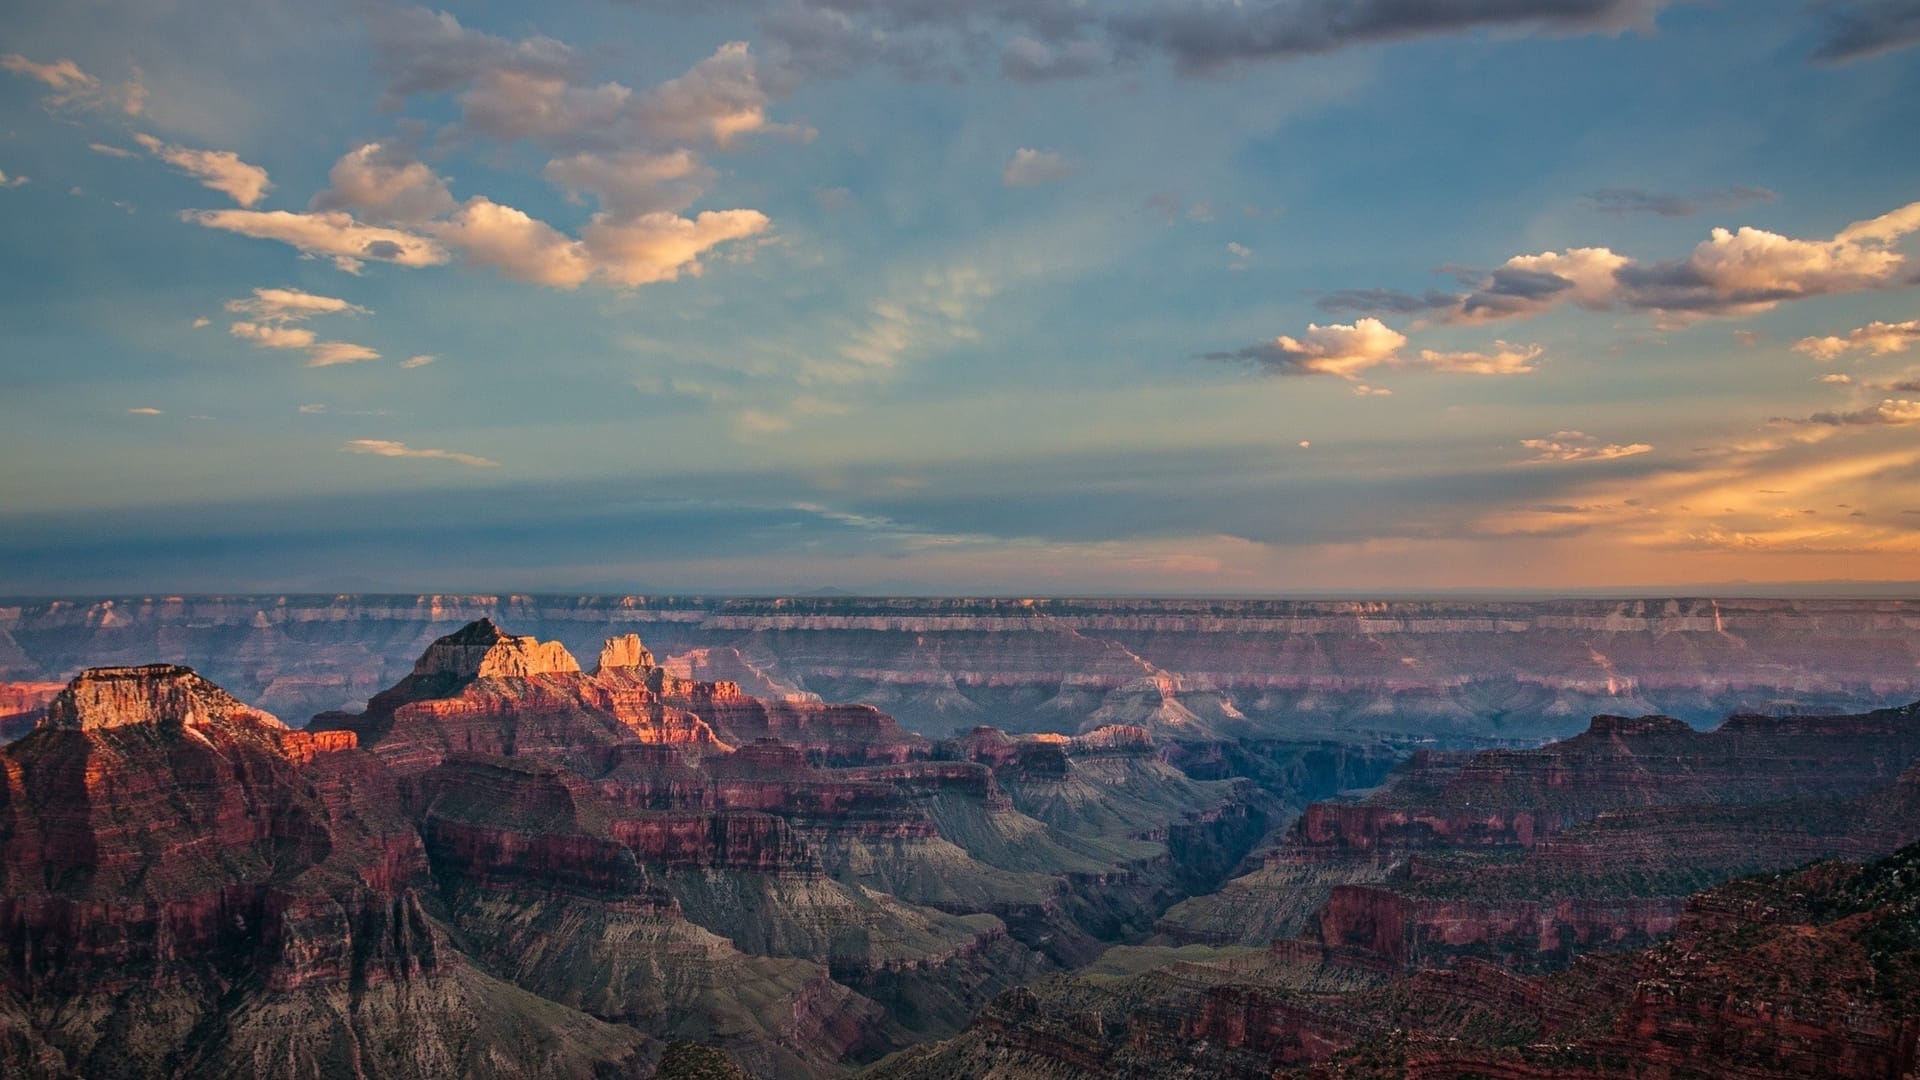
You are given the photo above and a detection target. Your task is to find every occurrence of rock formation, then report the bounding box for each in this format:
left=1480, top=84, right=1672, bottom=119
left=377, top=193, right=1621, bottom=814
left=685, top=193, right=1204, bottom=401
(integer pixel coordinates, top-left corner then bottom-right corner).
left=7, top=595, right=1919, bottom=740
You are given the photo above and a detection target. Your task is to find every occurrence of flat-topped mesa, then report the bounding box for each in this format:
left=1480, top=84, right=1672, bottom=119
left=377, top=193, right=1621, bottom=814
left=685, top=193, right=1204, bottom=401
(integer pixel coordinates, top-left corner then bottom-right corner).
left=595, top=632, right=656, bottom=674
left=411, top=618, right=580, bottom=680
left=1582, top=713, right=1695, bottom=739
left=43, top=664, right=287, bottom=732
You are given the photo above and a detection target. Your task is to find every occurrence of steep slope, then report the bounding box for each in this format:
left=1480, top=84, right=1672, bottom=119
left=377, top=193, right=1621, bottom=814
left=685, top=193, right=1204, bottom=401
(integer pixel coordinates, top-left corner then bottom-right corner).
left=0, top=665, right=651, bottom=1079
left=866, top=838, right=1920, bottom=1079
left=1160, top=703, right=1920, bottom=955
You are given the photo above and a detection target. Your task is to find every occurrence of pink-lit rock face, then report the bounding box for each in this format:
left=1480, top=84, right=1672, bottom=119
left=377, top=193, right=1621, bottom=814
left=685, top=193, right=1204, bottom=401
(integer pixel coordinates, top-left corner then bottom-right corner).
left=408, top=618, right=581, bottom=679
left=43, top=663, right=286, bottom=731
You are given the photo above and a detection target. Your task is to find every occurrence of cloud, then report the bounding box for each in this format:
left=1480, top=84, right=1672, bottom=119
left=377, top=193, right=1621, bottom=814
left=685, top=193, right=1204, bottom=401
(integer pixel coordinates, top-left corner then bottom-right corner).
left=1209, top=317, right=1407, bottom=378
left=741, top=0, right=1686, bottom=82
left=0, top=170, right=25, bottom=189
left=1457, top=247, right=1631, bottom=321
left=224, top=287, right=368, bottom=323
left=634, top=41, right=809, bottom=146
left=133, top=134, right=272, bottom=208
left=1821, top=373, right=1855, bottom=384
left=1793, top=319, right=1920, bottom=361
left=1417, top=341, right=1544, bottom=375
left=191, top=316, right=210, bottom=328
left=401, top=354, right=438, bottom=368
left=228, top=322, right=316, bottom=350
left=242, top=20, right=778, bottom=295
left=543, top=148, right=711, bottom=216
left=224, top=287, right=379, bottom=367
left=1519, top=431, right=1654, bottom=463
left=1796, top=399, right=1920, bottom=427
left=1811, top=0, right=1920, bottom=62
left=1581, top=185, right=1776, bottom=217
left=371, top=10, right=797, bottom=151
left=1, top=53, right=144, bottom=115
left=310, top=142, right=456, bottom=223
left=187, top=209, right=449, bottom=270
left=126, top=407, right=162, bottom=416
left=1003, top=148, right=1077, bottom=187
left=1227, top=241, right=1252, bottom=269
left=1000, top=36, right=1106, bottom=81
left=298, top=403, right=326, bottom=414
left=88, top=142, right=135, bottom=159
left=429, top=196, right=770, bottom=288
left=1316, top=287, right=1462, bottom=316
left=1107, top=0, right=1679, bottom=75
left=304, top=342, right=383, bottom=367
left=343, top=439, right=498, bottom=468
left=1446, top=197, right=1920, bottom=323
left=368, top=6, right=577, bottom=103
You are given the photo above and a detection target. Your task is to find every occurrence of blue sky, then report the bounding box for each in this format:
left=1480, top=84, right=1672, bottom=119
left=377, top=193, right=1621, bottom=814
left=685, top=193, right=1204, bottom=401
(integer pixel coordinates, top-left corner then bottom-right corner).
left=2, top=0, right=1919, bottom=594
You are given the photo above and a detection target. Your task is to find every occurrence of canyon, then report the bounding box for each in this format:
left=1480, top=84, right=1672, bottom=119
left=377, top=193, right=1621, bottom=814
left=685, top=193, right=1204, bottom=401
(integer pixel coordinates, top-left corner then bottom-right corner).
left=1, top=598, right=1917, bottom=1077
left=4, top=595, right=1918, bottom=744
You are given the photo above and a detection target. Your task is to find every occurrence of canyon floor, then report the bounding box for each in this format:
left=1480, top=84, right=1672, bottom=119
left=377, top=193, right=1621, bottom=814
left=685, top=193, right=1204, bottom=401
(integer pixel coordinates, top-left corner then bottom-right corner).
left=0, top=597, right=1916, bottom=1077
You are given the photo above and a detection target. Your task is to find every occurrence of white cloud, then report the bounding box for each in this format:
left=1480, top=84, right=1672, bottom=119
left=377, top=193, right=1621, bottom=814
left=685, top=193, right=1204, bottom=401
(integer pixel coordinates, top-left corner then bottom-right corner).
left=305, top=342, right=382, bottom=367
left=430, top=196, right=591, bottom=287
left=1003, top=148, right=1077, bottom=187
left=1794, top=319, right=1920, bottom=361
left=310, top=142, right=455, bottom=223
left=1519, top=431, right=1654, bottom=463
left=343, top=438, right=498, bottom=468
left=1216, top=317, right=1407, bottom=379
left=1, top=53, right=144, bottom=115
left=134, top=134, right=271, bottom=208
left=401, top=353, right=438, bottom=368
left=0, top=170, right=26, bottom=189
left=187, top=209, right=448, bottom=269
left=543, top=148, right=710, bottom=216
left=229, top=321, right=317, bottom=350
left=1416, top=341, right=1544, bottom=375
left=1798, top=399, right=1920, bottom=427
left=88, top=142, right=135, bottom=159
left=580, top=208, right=771, bottom=287
left=190, top=316, right=210, bottom=328
left=1449, top=198, right=1920, bottom=324
left=224, top=287, right=368, bottom=323
left=225, top=287, right=378, bottom=367
left=126, top=406, right=162, bottom=415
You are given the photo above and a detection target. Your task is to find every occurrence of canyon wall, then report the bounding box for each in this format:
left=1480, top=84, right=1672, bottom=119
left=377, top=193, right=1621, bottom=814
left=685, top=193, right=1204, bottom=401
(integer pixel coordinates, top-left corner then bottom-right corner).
left=4, top=595, right=1917, bottom=740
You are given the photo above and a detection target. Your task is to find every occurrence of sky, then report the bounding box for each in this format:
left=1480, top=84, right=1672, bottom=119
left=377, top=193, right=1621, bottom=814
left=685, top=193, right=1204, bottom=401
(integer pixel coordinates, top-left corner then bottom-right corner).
left=2, top=0, right=1919, bottom=596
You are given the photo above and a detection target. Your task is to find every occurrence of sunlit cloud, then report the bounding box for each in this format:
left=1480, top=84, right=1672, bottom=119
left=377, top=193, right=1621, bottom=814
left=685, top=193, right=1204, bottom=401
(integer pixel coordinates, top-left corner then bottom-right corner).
left=1519, top=431, right=1654, bottom=463
left=401, top=354, right=438, bottom=368
left=1208, top=317, right=1406, bottom=379
left=1417, top=342, right=1544, bottom=375
left=223, top=287, right=379, bottom=367
left=126, top=407, right=162, bottom=415
left=133, top=134, right=271, bottom=208
left=1794, top=319, right=1920, bottom=361
left=188, top=209, right=448, bottom=272
left=1440, top=198, right=1920, bottom=325
left=342, top=439, right=499, bottom=468
left=1, top=53, right=145, bottom=115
